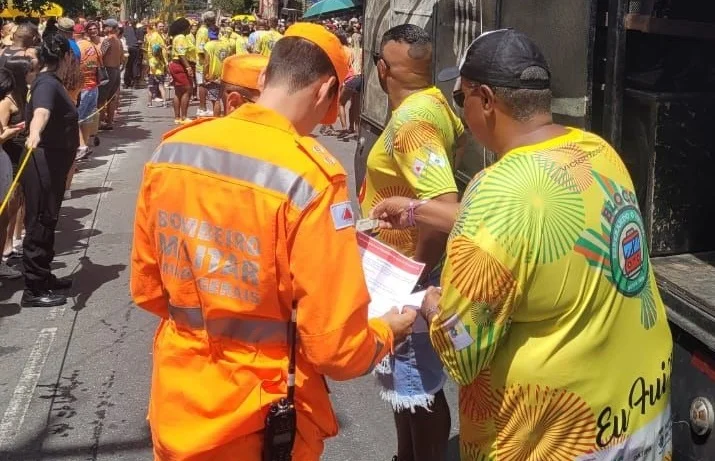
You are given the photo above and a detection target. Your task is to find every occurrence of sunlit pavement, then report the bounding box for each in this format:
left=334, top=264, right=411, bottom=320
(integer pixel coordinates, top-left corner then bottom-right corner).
left=0, top=90, right=459, bottom=460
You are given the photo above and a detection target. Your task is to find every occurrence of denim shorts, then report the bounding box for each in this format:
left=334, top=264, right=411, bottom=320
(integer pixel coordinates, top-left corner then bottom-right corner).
left=78, top=87, right=98, bottom=124
left=374, top=269, right=446, bottom=413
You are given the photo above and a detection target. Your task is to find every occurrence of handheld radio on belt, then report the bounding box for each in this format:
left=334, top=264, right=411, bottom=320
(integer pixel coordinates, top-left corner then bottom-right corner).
left=262, top=306, right=298, bottom=461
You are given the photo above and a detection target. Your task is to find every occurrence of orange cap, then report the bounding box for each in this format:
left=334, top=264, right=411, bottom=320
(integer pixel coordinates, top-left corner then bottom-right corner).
left=284, top=22, right=349, bottom=125
left=221, top=54, right=269, bottom=90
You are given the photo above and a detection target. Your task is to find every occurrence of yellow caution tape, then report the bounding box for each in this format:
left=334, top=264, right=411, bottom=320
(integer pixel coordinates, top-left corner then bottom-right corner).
left=0, top=92, right=118, bottom=216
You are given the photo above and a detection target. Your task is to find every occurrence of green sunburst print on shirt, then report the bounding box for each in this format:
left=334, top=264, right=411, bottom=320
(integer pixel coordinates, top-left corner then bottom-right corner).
left=452, top=171, right=486, bottom=239
left=417, top=147, right=457, bottom=192
left=475, top=154, right=586, bottom=264
left=640, top=280, right=657, bottom=329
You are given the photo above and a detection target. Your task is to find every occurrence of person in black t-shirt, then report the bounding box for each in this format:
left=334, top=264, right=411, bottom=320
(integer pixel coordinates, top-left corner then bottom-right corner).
left=21, top=32, right=79, bottom=307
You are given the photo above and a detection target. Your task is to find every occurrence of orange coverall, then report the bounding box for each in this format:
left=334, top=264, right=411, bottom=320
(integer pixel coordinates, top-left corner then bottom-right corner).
left=130, top=104, right=393, bottom=460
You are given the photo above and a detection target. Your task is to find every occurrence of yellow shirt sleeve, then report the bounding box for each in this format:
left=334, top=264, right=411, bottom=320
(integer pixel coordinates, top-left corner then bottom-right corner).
left=430, top=172, right=524, bottom=386
left=387, top=102, right=458, bottom=200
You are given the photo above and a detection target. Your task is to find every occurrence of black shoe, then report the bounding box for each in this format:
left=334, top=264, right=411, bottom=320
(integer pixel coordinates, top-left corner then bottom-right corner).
left=50, top=276, right=73, bottom=290
left=21, top=290, right=67, bottom=307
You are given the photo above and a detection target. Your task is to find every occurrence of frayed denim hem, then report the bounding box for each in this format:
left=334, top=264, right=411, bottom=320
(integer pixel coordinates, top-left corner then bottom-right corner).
left=378, top=388, right=436, bottom=414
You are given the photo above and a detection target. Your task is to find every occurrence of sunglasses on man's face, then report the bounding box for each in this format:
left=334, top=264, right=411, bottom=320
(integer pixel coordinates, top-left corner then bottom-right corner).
left=453, top=81, right=483, bottom=109
left=372, top=51, right=391, bottom=68
left=453, top=89, right=465, bottom=108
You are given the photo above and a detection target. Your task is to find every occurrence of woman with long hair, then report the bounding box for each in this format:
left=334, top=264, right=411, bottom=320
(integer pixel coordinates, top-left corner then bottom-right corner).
left=167, top=18, right=194, bottom=124
left=21, top=31, right=79, bottom=307
left=0, top=56, right=32, bottom=268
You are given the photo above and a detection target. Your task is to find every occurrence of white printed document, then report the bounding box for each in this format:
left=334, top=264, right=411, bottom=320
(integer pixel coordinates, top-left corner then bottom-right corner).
left=356, top=232, right=425, bottom=320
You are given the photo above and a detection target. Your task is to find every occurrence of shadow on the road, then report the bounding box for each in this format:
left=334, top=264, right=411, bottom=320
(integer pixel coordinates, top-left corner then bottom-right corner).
left=77, top=156, right=109, bottom=170
left=0, top=421, right=152, bottom=460
left=100, top=123, right=152, bottom=143
left=70, top=256, right=126, bottom=312
left=54, top=206, right=101, bottom=256
left=68, top=186, right=114, bottom=200
left=0, top=301, right=21, bottom=317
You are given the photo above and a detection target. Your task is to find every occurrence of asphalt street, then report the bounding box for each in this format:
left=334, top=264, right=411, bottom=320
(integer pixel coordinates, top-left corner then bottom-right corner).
left=0, top=89, right=459, bottom=460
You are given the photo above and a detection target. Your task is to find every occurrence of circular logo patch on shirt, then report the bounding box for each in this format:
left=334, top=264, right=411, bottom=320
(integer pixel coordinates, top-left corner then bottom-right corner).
left=610, top=206, right=648, bottom=296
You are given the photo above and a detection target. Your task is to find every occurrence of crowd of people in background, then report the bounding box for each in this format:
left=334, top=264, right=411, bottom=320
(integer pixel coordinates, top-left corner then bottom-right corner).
left=0, top=12, right=364, bottom=305
left=118, top=12, right=363, bottom=135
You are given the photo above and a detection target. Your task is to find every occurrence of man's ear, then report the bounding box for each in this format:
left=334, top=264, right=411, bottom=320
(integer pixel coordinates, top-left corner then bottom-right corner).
left=257, top=69, right=266, bottom=92
left=479, top=84, right=496, bottom=113
left=317, top=75, right=338, bottom=107
left=225, top=91, right=245, bottom=115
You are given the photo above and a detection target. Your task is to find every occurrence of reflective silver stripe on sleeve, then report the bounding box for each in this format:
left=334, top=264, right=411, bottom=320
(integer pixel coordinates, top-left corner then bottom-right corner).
left=207, top=317, right=288, bottom=345
left=361, top=338, right=385, bottom=376
left=151, top=142, right=317, bottom=209
left=168, top=303, right=205, bottom=329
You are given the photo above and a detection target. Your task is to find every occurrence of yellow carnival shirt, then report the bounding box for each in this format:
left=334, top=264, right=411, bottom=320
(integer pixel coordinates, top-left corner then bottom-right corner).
left=221, top=28, right=236, bottom=50
left=204, top=39, right=233, bottom=82
left=186, top=33, right=197, bottom=63
left=234, top=35, right=249, bottom=55
left=148, top=56, right=165, bottom=76
left=146, top=31, right=165, bottom=54
left=196, top=25, right=209, bottom=63
left=256, top=29, right=282, bottom=56
left=432, top=128, right=673, bottom=460
left=359, top=86, right=463, bottom=258
left=171, top=34, right=189, bottom=61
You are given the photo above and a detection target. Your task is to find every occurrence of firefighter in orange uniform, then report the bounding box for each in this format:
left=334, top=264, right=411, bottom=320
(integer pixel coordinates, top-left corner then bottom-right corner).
left=220, top=53, right=269, bottom=115
left=130, top=23, right=417, bottom=461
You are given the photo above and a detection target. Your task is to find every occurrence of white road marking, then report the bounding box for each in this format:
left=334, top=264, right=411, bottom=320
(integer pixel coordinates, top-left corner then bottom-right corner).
left=0, top=327, right=58, bottom=450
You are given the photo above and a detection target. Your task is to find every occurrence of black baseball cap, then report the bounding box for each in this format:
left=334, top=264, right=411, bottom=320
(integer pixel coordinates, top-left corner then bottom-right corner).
left=438, top=29, right=551, bottom=89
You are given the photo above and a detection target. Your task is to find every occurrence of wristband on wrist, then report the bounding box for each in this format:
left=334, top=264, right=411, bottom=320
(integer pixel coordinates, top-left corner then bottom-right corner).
left=406, top=199, right=429, bottom=227
left=422, top=304, right=440, bottom=323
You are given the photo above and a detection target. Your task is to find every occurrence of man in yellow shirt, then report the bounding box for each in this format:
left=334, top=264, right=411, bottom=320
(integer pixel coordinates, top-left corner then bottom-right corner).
left=234, top=24, right=251, bottom=55
left=204, top=28, right=234, bottom=116
left=359, top=23, right=462, bottom=461
left=146, top=22, right=169, bottom=69
left=372, top=29, right=674, bottom=461
left=195, top=11, right=214, bottom=117
left=255, top=18, right=282, bottom=57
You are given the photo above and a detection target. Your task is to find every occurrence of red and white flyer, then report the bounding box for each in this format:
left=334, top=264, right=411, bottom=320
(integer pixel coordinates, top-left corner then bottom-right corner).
left=356, top=232, right=425, bottom=319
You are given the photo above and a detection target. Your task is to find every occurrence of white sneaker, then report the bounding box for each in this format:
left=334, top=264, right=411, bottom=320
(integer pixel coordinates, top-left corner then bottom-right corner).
left=153, top=98, right=164, bottom=103
left=75, top=146, right=89, bottom=161
left=64, top=190, right=71, bottom=200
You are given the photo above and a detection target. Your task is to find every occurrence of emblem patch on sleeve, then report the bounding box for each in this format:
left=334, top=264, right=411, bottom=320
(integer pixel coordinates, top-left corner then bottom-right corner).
left=428, top=151, right=447, bottom=167
left=413, top=159, right=426, bottom=177
left=330, top=202, right=355, bottom=230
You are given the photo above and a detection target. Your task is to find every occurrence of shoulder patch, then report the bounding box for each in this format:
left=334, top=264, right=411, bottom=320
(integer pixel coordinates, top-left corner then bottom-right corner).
left=295, top=136, right=346, bottom=180
left=161, top=117, right=217, bottom=141
left=330, top=201, right=355, bottom=230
